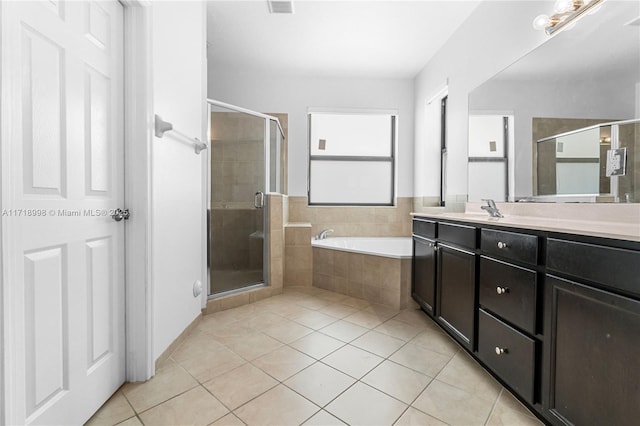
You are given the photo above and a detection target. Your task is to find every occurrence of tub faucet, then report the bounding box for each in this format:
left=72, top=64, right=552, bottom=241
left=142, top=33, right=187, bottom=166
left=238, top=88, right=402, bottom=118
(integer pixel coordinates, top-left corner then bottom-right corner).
left=315, top=229, right=334, bottom=240
left=481, top=199, right=504, bottom=218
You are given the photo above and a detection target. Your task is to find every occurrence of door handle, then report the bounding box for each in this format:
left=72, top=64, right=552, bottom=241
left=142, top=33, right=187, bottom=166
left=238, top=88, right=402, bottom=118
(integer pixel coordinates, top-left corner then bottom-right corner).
left=254, top=192, right=264, bottom=209
left=111, top=208, right=130, bottom=222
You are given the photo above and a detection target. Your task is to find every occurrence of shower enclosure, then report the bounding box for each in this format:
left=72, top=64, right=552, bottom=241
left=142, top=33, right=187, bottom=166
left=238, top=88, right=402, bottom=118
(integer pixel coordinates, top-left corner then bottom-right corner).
left=207, top=99, right=284, bottom=296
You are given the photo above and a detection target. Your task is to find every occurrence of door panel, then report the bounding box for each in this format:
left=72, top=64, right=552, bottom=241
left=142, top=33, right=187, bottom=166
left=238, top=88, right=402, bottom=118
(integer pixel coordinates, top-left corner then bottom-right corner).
left=547, top=276, right=640, bottom=426
left=2, top=1, right=125, bottom=424
left=24, top=246, right=68, bottom=416
left=208, top=107, right=269, bottom=295
left=22, top=25, right=66, bottom=196
left=87, top=237, right=113, bottom=367
left=437, top=244, right=476, bottom=350
left=86, top=67, right=112, bottom=194
left=412, top=236, right=436, bottom=316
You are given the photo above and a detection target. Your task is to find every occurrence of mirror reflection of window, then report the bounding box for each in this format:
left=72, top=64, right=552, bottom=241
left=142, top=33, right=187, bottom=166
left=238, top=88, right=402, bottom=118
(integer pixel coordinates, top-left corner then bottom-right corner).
left=555, top=127, right=600, bottom=195
left=467, top=114, right=514, bottom=202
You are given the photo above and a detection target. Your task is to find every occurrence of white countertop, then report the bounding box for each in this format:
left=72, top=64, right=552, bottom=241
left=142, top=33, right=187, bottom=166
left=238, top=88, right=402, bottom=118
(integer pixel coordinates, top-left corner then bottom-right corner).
left=411, top=202, right=640, bottom=242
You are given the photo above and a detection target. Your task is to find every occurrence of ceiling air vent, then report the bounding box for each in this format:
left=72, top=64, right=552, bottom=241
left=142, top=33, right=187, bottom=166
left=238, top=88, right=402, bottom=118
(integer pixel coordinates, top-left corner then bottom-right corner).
left=268, top=1, right=294, bottom=14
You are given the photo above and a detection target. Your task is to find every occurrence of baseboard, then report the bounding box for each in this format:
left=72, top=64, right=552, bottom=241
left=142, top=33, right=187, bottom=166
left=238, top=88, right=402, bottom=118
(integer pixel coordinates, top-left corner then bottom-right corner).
left=154, top=313, right=203, bottom=370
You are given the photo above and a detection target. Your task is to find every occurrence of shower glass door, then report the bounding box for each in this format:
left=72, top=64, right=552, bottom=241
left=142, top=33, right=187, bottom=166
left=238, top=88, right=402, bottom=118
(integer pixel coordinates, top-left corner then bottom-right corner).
left=208, top=102, right=269, bottom=296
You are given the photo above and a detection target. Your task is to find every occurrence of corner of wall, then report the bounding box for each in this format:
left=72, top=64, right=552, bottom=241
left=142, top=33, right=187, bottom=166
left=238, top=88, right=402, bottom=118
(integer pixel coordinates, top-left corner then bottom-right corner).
left=150, top=0, right=207, bottom=360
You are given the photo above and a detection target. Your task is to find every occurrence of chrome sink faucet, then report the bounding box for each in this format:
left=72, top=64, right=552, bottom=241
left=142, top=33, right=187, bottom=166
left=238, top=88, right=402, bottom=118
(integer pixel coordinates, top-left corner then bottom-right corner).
left=315, top=229, right=334, bottom=240
left=481, top=199, right=504, bottom=218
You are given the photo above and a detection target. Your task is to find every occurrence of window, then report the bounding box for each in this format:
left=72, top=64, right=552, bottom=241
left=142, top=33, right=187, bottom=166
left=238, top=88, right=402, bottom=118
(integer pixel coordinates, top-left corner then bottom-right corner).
left=308, top=111, right=396, bottom=205
left=424, top=84, right=447, bottom=207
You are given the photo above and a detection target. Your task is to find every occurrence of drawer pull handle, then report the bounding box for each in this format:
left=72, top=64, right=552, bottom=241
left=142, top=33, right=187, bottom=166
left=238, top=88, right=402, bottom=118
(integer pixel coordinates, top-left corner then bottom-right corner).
left=497, top=241, right=508, bottom=249
left=496, top=286, right=509, bottom=295
left=495, top=347, right=508, bottom=355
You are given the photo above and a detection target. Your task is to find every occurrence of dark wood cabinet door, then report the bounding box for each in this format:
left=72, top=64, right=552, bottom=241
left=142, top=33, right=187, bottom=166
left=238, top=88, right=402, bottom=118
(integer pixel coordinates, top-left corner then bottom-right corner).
left=412, top=236, right=437, bottom=316
left=437, top=244, right=476, bottom=350
left=547, top=275, right=640, bottom=426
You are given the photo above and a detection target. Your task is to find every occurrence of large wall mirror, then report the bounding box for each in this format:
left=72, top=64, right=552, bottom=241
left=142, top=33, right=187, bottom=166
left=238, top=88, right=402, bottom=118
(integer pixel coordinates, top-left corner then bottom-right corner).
left=468, top=0, right=640, bottom=203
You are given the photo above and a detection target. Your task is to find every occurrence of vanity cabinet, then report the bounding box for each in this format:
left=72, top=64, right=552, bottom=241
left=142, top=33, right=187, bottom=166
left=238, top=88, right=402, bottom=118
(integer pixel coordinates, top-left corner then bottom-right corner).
left=411, top=219, right=437, bottom=316
left=436, top=222, right=477, bottom=351
left=411, top=215, right=640, bottom=425
left=544, top=238, right=640, bottom=426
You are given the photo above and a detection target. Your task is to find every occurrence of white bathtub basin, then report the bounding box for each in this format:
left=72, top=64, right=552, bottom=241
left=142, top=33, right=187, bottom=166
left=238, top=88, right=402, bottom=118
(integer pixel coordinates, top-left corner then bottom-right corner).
left=311, top=237, right=412, bottom=259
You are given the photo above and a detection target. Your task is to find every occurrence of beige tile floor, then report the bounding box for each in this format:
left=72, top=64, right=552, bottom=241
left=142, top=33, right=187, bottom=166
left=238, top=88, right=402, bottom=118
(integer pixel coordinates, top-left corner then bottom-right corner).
left=86, top=287, right=543, bottom=426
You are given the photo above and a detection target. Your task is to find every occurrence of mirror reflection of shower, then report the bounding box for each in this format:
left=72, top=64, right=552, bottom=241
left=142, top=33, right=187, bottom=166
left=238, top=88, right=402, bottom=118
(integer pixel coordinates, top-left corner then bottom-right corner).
left=207, top=100, right=285, bottom=297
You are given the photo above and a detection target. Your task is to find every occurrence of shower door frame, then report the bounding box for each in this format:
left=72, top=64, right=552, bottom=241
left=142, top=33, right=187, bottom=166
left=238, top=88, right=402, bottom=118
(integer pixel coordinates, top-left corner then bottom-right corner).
left=206, top=99, right=284, bottom=298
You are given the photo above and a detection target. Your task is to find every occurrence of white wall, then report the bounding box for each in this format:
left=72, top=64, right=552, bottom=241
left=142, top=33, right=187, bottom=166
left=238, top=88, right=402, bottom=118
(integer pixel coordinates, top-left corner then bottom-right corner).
left=151, top=1, right=207, bottom=360
left=413, top=1, right=551, bottom=207
left=207, top=69, right=415, bottom=198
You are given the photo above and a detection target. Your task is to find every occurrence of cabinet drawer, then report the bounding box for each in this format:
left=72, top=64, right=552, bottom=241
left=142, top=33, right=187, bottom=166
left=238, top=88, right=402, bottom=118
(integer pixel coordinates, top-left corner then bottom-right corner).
left=478, top=309, right=536, bottom=403
left=547, top=238, right=640, bottom=298
left=479, top=257, right=537, bottom=334
left=439, top=222, right=476, bottom=250
left=413, top=219, right=436, bottom=239
left=481, top=229, right=538, bottom=266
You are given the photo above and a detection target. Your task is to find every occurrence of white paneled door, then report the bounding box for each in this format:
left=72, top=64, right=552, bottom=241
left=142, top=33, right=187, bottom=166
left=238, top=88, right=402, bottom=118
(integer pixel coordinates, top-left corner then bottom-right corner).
left=1, top=1, right=125, bottom=424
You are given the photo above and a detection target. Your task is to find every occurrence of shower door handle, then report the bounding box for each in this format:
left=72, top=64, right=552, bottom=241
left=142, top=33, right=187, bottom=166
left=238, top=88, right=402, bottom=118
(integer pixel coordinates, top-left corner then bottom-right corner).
left=254, top=191, right=265, bottom=209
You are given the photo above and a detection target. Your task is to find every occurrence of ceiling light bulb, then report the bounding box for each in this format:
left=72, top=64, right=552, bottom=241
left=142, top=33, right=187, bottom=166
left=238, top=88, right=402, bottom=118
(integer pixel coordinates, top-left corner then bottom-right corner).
left=554, top=0, right=574, bottom=13
left=533, top=14, right=551, bottom=30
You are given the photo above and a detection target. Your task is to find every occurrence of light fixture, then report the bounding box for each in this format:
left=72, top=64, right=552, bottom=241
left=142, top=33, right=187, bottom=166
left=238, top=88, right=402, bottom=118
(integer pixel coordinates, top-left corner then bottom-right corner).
left=533, top=0, right=605, bottom=35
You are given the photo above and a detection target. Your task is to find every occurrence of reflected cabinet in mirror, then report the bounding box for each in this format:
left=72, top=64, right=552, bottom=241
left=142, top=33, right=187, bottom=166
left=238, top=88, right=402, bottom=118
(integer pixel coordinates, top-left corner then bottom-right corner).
left=468, top=0, right=640, bottom=203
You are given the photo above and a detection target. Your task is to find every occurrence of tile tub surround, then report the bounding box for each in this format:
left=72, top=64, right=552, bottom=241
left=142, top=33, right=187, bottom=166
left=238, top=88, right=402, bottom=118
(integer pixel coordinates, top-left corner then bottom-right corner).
left=288, top=196, right=413, bottom=238
left=285, top=223, right=313, bottom=287
left=313, top=246, right=411, bottom=310
left=417, top=201, right=640, bottom=242
left=88, top=287, right=542, bottom=426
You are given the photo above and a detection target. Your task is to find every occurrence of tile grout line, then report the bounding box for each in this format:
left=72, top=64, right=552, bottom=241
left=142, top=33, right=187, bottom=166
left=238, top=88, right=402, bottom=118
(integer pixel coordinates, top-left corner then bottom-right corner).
left=109, top=290, right=530, bottom=426
left=484, top=387, right=504, bottom=425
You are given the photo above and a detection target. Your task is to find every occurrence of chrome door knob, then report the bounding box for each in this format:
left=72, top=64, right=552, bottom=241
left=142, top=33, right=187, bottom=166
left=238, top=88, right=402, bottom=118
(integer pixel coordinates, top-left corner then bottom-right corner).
left=495, top=347, right=507, bottom=355
left=496, top=286, right=509, bottom=295
left=497, top=241, right=508, bottom=249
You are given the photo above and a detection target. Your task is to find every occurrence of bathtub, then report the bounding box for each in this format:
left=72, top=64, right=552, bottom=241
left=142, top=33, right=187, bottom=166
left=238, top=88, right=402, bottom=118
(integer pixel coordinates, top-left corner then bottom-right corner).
left=311, top=237, right=413, bottom=309
left=311, top=237, right=412, bottom=259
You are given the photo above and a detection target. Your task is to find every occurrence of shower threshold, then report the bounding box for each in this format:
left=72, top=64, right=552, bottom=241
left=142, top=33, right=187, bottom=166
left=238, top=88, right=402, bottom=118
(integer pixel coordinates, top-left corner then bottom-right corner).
left=209, top=269, right=265, bottom=298
left=208, top=282, right=266, bottom=299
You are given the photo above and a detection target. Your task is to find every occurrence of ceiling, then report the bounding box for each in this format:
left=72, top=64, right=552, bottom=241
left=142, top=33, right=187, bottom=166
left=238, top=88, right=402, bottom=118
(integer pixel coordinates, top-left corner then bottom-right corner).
left=206, top=0, right=482, bottom=79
